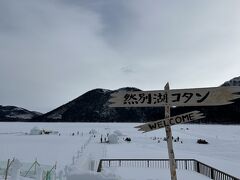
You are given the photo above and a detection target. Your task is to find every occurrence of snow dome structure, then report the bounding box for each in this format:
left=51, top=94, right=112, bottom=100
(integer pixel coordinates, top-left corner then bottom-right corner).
left=29, top=127, right=42, bottom=135
left=89, top=129, right=97, bottom=135
left=113, top=130, right=123, bottom=136
left=108, top=134, right=118, bottom=144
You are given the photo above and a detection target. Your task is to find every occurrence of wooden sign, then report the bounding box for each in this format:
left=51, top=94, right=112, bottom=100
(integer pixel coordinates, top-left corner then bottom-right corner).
left=135, top=110, right=205, bottom=133
left=109, top=86, right=240, bottom=107
left=109, top=83, right=239, bottom=180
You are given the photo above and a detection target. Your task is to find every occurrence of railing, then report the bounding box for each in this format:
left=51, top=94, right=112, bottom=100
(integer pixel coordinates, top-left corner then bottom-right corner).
left=97, top=159, right=239, bottom=180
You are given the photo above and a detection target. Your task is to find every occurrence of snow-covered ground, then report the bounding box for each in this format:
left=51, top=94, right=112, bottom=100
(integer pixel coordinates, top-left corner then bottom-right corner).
left=0, top=122, right=239, bottom=180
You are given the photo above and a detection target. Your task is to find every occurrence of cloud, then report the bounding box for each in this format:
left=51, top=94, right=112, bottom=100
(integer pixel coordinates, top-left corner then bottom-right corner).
left=0, top=0, right=240, bottom=112
left=121, top=66, right=135, bottom=74
left=0, top=0, right=121, bottom=111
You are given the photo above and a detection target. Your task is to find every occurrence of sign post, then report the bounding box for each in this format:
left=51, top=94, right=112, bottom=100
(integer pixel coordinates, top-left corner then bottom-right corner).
left=108, top=84, right=240, bottom=180
left=164, top=83, right=177, bottom=180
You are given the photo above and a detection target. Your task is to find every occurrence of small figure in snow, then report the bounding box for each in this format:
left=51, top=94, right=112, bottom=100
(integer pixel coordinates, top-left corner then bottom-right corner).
left=176, top=137, right=180, bottom=142
left=125, top=137, right=131, bottom=142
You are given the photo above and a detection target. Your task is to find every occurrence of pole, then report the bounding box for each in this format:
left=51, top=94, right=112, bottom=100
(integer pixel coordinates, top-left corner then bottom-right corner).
left=5, top=159, right=10, bottom=180
left=164, top=82, right=177, bottom=180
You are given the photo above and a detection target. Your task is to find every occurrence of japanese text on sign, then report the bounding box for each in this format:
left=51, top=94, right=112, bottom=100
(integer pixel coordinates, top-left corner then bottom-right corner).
left=109, top=86, right=240, bottom=107
left=124, top=92, right=168, bottom=105
left=123, top=91, right=209, bottom=105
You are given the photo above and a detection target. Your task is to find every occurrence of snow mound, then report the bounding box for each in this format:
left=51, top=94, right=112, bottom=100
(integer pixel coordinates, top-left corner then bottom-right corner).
left=108, top=134, right=118, bottom=144
left=29, top=127, right=42, bottom=135
left=113, top=130, right=123, bottom=136
left=29, top=127, right=59, bottom=135
left=89, top=129, right=98, bottom=135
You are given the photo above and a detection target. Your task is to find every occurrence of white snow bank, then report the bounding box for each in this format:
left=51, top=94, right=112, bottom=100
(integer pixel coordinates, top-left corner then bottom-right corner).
left=67, top=172, right=118, bottom=180
left=105, top=167, right=211, bottom=180
left=9, top=158, right=22, bottom=180
left=66, top=165, right=119, bottom=180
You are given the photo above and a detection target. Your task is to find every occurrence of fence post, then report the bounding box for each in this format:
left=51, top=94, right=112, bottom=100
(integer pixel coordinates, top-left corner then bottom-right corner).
left=5, top=159, right=10, bottom=180
left=24, top=160, right=37, bottom=177
left=197, top=161, right=200, bottom=173
left=46, top=171, right=50, bottom=180
left=211, top=168, right=214, bottom=179
left=97, top=160, right=102, bottom=172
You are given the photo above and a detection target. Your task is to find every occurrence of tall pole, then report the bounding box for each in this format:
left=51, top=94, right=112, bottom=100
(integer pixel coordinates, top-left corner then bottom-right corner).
left=5, top=159, right=10, bottom=180
left=164, top=82, right=177, bottom=180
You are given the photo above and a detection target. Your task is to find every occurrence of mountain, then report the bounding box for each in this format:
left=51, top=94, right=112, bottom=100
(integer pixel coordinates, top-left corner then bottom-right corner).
left=0, top=105, right=42, bottom=121
left=222, top=76, right=240, bottom=86
left=34, top=88, right=163, bottom=122
left=33, top=76, right=240, bottom=123
left=2, top=76, right=240, bottom=123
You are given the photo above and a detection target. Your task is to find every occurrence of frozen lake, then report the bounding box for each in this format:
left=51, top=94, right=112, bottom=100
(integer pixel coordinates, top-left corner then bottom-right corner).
left=0, top=122, right=239, bottom=180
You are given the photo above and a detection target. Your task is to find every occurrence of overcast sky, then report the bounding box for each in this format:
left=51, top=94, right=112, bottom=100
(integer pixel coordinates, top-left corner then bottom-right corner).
left=1, top=0, right=240, bottom=113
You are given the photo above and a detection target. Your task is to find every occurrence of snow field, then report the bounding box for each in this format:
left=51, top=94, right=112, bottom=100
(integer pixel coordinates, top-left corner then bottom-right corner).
left=0, top=122, right=239, bottom=180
